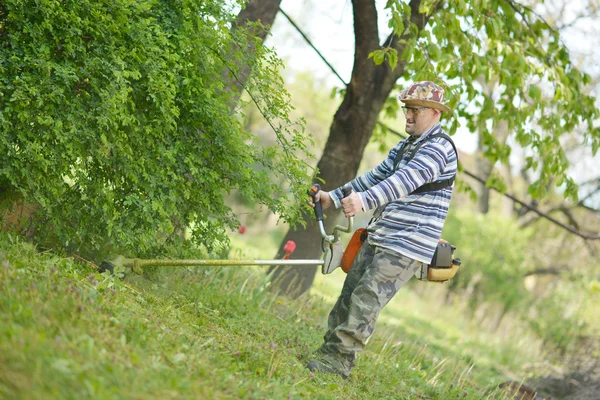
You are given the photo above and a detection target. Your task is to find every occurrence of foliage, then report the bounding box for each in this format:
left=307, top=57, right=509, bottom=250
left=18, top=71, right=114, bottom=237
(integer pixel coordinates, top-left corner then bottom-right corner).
left=442, top=209, right=533, bottom=313
left=515, top=211, right=599, bottom=350
left=0, top=233, right=535, bottom=399
left=0, top=0, right=314, bottom=257
left=374, top=0, right=600, bottom=201
left=527, top=279, right=588, bottom=351
left=441, top=208, right=595, bottom=350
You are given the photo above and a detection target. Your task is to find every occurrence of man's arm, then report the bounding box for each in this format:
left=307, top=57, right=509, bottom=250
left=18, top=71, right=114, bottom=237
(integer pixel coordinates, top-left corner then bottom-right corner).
left=358, top=141, right=450, bottom=211
left=328, top=143, right=402, bottom=209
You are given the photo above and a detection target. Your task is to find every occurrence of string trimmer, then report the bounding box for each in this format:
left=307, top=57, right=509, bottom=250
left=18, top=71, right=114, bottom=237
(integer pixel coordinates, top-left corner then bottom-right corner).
left=99, top=185, right=354, bottom=276
left=308, top=184, right=354, bottom=274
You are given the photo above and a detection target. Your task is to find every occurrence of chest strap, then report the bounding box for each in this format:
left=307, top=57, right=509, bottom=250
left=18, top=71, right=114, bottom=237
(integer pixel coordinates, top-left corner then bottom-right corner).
left=391, top=133, right=458, bottom=194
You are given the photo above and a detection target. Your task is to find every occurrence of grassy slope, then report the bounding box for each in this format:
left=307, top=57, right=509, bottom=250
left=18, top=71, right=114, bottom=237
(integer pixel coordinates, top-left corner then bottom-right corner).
left=0, top=234, right=535, bottom=399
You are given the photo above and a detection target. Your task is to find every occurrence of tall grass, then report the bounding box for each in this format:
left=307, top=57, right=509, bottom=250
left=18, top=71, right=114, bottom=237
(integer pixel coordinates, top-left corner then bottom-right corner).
left=0, top=233, right=545, bottom=399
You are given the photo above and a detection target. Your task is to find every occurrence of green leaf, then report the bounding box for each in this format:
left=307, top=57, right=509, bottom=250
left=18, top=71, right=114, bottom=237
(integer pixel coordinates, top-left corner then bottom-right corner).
left=528, top=84, right=541, bottom=101
left=517, top=133, right=532, bottom=147
left=374, top=51, right=386, bottom=65
left=427, top=44, right=440, bottom=60
left=387, top=48, right=399, bottom=70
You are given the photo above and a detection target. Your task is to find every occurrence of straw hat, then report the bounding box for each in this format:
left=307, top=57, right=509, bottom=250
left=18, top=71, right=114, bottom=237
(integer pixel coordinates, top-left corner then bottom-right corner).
left=398, top=81, right=451, bottom=113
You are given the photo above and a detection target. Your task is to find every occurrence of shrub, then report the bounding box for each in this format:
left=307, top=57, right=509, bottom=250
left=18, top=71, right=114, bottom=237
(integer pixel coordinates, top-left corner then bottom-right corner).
left=0, top=0, right=313, bottom=258
left=442, top=209, right=533, bottom=314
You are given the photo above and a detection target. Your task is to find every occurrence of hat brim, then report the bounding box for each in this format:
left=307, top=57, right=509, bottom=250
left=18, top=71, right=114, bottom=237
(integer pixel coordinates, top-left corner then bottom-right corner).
left=401, top=99, right=451, bottom=113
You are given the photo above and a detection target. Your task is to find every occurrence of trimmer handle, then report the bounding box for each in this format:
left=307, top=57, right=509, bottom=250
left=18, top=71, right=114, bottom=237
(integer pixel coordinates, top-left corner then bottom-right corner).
left=333, top=185, right=354, bottom=239
left=342, top=185, right=353, bottom=199
left=308, top=184, right=324, bottom=221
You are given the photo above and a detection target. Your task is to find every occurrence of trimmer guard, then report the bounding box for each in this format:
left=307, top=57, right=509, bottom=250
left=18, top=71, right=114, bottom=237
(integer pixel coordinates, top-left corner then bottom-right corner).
left=322, top=241, right=344, bottom=274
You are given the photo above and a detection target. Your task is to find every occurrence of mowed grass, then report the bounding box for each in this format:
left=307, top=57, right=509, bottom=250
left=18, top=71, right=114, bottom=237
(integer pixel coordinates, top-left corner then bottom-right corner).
left=0, top=234, right=535, bottom=399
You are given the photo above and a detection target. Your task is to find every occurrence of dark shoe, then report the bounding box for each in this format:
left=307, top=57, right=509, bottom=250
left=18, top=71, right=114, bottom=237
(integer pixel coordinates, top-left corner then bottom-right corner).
left=306, top=360, right=349, bottom=379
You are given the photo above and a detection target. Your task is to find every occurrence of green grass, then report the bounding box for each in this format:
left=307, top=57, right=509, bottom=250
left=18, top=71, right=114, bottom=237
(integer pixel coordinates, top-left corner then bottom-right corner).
left=0, top=233, right=538, bottom=399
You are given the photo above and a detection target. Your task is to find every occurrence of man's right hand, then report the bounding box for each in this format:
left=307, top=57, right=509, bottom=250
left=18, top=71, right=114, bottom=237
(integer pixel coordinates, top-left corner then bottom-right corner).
left=308, top=190, right=333, bottom=210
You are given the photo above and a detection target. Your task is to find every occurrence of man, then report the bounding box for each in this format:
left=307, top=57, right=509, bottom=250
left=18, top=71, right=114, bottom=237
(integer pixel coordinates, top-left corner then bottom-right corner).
left=307, top=81, right=458, bottom=379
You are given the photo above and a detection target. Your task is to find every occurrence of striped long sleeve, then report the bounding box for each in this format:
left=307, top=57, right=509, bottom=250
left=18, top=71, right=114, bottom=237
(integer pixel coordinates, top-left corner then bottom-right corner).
left=329, top=123, right=457, bottom=264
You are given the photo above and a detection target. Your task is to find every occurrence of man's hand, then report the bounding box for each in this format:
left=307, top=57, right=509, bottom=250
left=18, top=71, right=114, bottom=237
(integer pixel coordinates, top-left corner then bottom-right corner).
left=341, top=192, right=362, bottom=217
left=308, top=190, right=333, bottom=210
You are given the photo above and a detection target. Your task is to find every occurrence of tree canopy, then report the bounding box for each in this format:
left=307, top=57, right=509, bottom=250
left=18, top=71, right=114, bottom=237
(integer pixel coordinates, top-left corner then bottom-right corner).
left=373, top=0, right=599, bottom=200
left=0, top=0, right=314, bottom=256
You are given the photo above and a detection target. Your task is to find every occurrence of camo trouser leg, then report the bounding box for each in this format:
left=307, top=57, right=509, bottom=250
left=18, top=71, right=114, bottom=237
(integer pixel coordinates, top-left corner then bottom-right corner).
left=317, top=241, right=419, bottom=374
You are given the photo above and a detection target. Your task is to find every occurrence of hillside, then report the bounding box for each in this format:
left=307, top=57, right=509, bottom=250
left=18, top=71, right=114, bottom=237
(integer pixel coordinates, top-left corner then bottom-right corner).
left=0, top=233, right=552, bottom=399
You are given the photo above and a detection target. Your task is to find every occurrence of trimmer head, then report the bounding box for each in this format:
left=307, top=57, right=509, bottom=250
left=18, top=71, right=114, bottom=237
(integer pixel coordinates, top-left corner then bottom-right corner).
left=98, top=255, right=134, bottom=276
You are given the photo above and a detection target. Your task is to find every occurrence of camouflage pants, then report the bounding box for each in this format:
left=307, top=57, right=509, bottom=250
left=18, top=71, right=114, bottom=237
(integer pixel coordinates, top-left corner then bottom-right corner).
left=317, top=241, right=419, bottom=375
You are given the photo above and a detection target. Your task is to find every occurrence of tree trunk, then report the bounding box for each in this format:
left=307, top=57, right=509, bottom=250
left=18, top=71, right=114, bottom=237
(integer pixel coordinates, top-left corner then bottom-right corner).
left=269, top=0, right=432, bottom=297
left=476, top=119, right=509, bottom=214
left=225, top=0, right=282, bottom=108
left=500, top=162, right=514, bottom=217
left=475, top=136, right=493, bottom=214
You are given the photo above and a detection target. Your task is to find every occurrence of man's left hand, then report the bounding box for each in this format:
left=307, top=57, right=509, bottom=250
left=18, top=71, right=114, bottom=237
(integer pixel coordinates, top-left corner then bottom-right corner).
left=341, top=192, right=363, bottom=218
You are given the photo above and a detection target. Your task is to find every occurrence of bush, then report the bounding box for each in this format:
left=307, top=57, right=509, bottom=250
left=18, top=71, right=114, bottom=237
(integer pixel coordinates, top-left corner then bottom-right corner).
left=442, top=209, right=533, bottom=314
left=441, top=209, right=593, bottom=350
left=0, top=0, right=313, bottom=258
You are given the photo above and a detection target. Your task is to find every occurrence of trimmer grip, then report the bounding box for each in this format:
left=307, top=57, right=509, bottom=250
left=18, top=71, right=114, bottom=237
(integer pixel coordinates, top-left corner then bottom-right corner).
left=342, top=185, right=353, bottom=198
left=308, top=184, right=324, bottom=221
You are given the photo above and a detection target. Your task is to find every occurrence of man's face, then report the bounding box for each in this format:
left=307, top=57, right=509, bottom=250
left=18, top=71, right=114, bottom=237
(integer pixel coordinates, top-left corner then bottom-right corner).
left=403, top=106, right=439, bottom=136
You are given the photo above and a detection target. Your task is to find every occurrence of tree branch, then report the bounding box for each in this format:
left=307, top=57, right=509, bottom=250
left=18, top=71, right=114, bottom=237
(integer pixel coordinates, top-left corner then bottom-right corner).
left=351, top=0, right=380, bottom=77
left=278, top=8, right=347, bottom=86
left=524, top=267, right=563, bottom=277
left=377, top=111, right=600, bottom=240
left=462, top=170, right=599, bottom=240
left=503, top=0, right=556, bottom=32
left=386, top=0, right=439, bottom=82
left=520, top=205, right=579, bottom=229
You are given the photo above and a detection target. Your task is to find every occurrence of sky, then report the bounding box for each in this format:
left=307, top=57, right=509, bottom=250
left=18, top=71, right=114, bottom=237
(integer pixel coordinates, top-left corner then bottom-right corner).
left=266, top=0, right=599, bottom=95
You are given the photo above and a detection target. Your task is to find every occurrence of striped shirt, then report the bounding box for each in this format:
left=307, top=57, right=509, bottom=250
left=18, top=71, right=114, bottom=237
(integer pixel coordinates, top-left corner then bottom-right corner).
left=330, top=123, right=457, bottom=264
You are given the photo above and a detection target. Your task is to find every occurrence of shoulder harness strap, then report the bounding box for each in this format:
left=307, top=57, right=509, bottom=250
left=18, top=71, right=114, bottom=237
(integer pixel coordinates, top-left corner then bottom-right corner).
left=391, top=133, right=458, bottom=194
